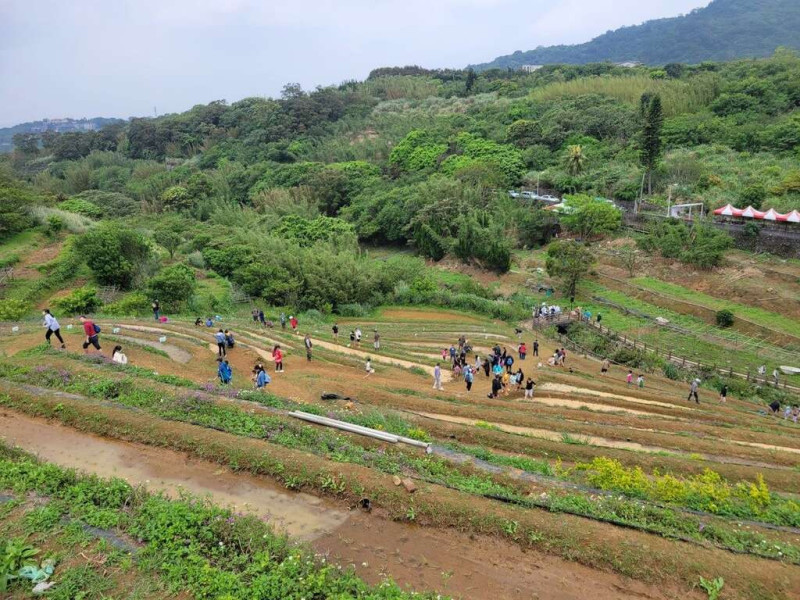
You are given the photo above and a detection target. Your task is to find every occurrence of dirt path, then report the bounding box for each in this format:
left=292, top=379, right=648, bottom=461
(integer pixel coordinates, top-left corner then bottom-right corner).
left=412, top=411, right=685, bottom=454
left=0, top=410, right=348, bottom=540
left=315, top=511, right=693, bottom=600
left=108, top=334, right=192, bottom=364
left=538, top=382, right=690, bottom=410
left=518, top=396, right=679, bottom=419
left=0, top=411, right=696, bottom=600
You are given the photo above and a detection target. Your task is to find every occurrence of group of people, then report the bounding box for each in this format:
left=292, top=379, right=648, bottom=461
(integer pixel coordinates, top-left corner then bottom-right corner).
left=432, top=338, right=537, bottom=400
left=214, top=329, right=236, bottom=357
left=43, top=308, right=130, bottom=365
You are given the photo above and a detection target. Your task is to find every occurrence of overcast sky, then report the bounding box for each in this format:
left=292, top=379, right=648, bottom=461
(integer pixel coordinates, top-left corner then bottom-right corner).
left=0, top=0, right=706, bottom=127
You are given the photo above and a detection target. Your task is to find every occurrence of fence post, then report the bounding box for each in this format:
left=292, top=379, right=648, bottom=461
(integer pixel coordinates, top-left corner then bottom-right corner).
left=682, top=357, right=686, bottom=367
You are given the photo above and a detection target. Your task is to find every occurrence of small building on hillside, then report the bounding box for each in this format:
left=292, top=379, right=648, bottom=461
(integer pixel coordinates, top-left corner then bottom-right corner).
left=520, top=64, right=543, bottom=73
left=616, top=61, right=642, bottom=68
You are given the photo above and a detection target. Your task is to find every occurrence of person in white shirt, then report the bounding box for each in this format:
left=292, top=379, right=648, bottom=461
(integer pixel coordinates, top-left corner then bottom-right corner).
left=42, top=309, right=65, bottom=348
left=111, top=345, right=128, bottom=365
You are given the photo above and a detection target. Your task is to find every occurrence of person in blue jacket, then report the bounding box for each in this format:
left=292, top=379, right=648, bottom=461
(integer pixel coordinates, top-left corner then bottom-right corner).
left=217, top=358, right=232, bottom=384
left=255, top=364, right=271, bottom=389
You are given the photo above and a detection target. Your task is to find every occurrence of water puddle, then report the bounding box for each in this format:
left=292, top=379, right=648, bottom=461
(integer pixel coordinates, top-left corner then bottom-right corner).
left=0, top=410, right=348, bottom=540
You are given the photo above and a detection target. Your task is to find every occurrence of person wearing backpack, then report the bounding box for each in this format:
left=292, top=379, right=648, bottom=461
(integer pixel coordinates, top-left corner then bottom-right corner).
left=464, top=366, right=474, bottom=392
left=42, top=309, right=65, bottom=348
left=79, top=316, right=102, bottom=353
left=505, top=354, right=514, bottom=373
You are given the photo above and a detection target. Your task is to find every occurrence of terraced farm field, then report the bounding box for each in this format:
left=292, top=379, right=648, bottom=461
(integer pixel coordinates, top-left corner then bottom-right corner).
left=1, top=307, right=798, bottom=599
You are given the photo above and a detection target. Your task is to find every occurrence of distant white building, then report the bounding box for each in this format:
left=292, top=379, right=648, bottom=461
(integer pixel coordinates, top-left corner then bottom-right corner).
left=520, top=64, right=544, bottom=73
left=616, top=61, right=643, bottom=68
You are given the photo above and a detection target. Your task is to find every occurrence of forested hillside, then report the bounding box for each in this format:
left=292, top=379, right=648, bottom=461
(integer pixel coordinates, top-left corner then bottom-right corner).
left=471, top=0, right=800, bottom=70
left=1, top=52, right=799, bottom=320
left=0, top=117, right=124, bottom=154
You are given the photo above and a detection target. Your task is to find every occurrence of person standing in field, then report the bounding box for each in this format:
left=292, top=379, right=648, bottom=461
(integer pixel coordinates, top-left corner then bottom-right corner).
left=524, top=377, right=536, bottom=399
left=332, top=323, right=339, bottom=342
left=719, top=384, right=728, bottom=403
left=290, top=315, right=298, bottom=333
left=152, top=299, right=160, bottom=321
left=258, top=309, right=266, bottom=328
left=354, top=327, right=362, bottom=347
left=364, top=358, right=375, bottom=377
left=42, top=309, right=65, bottom=348
left=304, top=334, right=313, bottom=361
left=518, top=342, right=527, bottom=360
left=601, top=358, right=610, bottom=375
left=215, top=329, right=227, bottom=357
left=489, top=374, right=502, bottom=399
left=79, top=316, right=102, bottom=354
left=252, top=308, right=259, bottom=323
left=637, top=374, right=645, bottom=388
left=688, top=379, right=700, bottom=404
left=433, top=363, right=443, bottom=391
left=626, top=370, right=633, bottom=385
left=533, top=339, right=539, bottom=357
left=280, top=312, right=287, bottom=330
left=272, top=345, right=284, bottom=373
left=464, top=365, right=474, bottom=392
left=217, top=358, right=232, bottom=384
left=373, top=329, right=380, bottom=350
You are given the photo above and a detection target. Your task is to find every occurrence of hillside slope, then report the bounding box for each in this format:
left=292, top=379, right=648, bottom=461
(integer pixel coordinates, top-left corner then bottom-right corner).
left=470, top=0, right=800, bottom=70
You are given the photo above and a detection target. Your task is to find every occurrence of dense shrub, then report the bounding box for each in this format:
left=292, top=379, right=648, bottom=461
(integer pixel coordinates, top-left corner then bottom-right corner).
left=715, top=309, right=735, bottom=328
left=75, top=224, right=153, bottom=288
left=147, top=264, right=197, bottom=311
left=54, top=286, right=101, bottom=315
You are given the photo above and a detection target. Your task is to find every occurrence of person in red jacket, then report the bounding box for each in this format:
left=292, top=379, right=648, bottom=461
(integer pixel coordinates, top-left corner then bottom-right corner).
left=79, top=315, right=102, bottom=354
left=272, top=345, right=284, bottom=373
left=289, top=315, right=298, bottom=333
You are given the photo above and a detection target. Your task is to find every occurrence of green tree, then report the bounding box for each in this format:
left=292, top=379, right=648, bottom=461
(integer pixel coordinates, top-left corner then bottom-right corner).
left=545, top=240, right=594, bottom=299
left=619, top=243, right=639, bottom=277
left=76, top=224, right=152, bottom=288
left=0, top=179, right=35, bottom=240
left=506, top=120, right=541, bottom=148
left=465, top=68, right=477, bottom=94
left=154, top=228, right=183, bottom=259
left=639, top=94, right=664, bottom=195
left=12, top=133, right=39, bottom=155
left=563, top=145, right=586, bottom=175
left=560, top=195, right=621, bottom=240
left=147, top=264, right=196, bottom=310
left=161, top=186, right=192, bottom=212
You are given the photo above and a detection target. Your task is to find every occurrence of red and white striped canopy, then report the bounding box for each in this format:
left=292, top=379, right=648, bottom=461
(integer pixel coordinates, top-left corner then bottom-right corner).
left=741, top=205, right=766, bottom=219
left=712, top=203, right=744, bottom=216
left=713, top=204, right=798, bottom=222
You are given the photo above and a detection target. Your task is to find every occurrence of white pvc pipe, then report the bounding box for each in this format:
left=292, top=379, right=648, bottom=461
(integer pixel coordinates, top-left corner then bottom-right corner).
left=288, top=411, right=432, bottom=452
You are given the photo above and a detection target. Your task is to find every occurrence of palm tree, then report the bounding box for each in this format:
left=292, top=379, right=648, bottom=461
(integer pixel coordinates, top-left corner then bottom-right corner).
left=563, top=145, right=586, bottom=176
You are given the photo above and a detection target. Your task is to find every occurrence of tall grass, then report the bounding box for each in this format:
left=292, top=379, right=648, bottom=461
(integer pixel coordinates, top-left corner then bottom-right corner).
left=358, top=75, right=443, bottom=100
left=529, top=74, right=720, bottom=116
left=28, top=206, right=95, bottom=233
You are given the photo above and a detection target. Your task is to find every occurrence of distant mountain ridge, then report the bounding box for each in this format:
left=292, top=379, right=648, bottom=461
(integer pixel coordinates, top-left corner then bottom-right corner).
left=470, top=0, right=800, bottom=71
left=0, top=117, right=123, bottom=153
